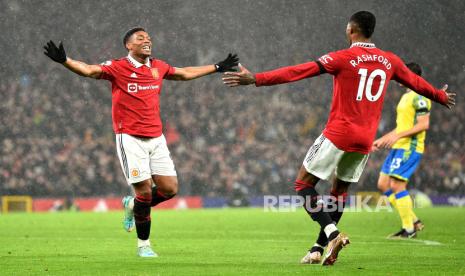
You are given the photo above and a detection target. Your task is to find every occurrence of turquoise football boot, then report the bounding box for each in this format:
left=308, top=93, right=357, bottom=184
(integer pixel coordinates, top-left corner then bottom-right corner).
left=122, top=196, right=135, bottom=232
left=138, top=245, right=158, bottom=257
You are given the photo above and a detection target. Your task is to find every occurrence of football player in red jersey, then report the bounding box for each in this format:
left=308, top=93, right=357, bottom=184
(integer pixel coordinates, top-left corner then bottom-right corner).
left=223, top=11, right=455, bottom=265
left=44, top=27, right=238, bottom=257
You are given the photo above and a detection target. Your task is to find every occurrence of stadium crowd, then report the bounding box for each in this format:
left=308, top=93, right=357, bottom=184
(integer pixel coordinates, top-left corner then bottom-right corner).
left=1, top=1, right=464, bottom=197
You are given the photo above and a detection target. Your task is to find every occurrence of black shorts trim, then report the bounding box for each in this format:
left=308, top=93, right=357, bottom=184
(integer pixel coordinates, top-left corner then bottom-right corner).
left=119, top=134, right=129, bottom=178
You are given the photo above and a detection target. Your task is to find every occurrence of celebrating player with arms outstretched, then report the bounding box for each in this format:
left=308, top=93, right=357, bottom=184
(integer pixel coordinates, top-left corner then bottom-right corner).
left=373, top=62, right=431, bottom=238
left=223, top=11, right=455, bottom=265
left=44, top=27, right=238, bottom=257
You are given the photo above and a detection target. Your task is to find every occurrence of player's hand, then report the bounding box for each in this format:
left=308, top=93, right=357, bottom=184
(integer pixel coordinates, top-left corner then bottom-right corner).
left=44, top=40, right=67, bottom=63
left=441, top=84, right=456, bottom=109
left=215, top=53, right=239, bottom=72
left=373, top=133, right=399, bottom=150
left=372, top=139, right=382, bottom=152
left=370, top=144, right=380, bottom=152
left=222, top=64, right=256, bottom=87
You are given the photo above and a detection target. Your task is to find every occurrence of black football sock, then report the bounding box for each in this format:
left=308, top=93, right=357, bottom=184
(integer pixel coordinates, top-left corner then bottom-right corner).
left=315, top=190, right=348, bottom=246
left=329, top=189, right=347, bottom=223
left=134, top=195, right=152, bottom=241
left=295, top=180, right=333, bottom=229
left=151, top=186, right=176, bottom=207
left=315, top=228, right=329, bottom=248
left=310, top=243, right=325, bottom=254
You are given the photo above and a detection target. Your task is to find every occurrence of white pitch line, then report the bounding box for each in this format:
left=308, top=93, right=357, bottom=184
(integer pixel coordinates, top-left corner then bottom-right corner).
left=349, top=234, right=444, bottom=246
left=386, top=238, right=444, bottom=246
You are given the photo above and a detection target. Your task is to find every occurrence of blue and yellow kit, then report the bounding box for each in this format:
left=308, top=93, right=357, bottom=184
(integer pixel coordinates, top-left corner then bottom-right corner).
left=381, top=89, right=432, bottom=181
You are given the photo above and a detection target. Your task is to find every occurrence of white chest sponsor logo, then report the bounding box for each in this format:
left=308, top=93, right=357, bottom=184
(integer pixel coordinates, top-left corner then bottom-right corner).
left=127, top=83, right=159, bottom=93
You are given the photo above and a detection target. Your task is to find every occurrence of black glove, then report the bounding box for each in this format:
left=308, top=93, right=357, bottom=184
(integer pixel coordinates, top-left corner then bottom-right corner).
left=215, top=53, right=239, bottom=72
left=43, top=40, right=67, bottom=63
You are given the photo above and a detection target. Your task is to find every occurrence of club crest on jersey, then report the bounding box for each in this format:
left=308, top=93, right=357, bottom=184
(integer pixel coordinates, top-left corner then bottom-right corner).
left=130, top=168, right=140, bottom=178
left=151, top=68, right=159, bottom=79
left=127, top=83, right=138, bottom=93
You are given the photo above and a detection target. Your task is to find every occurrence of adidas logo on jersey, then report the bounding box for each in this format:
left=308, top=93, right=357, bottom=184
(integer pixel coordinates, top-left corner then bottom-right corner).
left=130, top=72, right=137, bottom=78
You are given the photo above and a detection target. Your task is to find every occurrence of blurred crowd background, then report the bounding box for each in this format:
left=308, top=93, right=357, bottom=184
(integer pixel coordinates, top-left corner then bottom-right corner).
left=1, top=0, right=464, bottom=198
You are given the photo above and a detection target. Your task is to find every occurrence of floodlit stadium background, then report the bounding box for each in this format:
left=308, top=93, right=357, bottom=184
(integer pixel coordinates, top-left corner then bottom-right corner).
left=1, top=0, right=464, bottom=210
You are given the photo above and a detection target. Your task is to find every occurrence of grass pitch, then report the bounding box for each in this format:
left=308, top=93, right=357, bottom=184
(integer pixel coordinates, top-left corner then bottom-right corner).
left=1, top=207, right=465, bottom=275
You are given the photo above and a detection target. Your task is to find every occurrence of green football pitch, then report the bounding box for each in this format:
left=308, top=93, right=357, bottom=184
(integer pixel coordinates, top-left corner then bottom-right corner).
left=1, top=207, right=464, bottom=275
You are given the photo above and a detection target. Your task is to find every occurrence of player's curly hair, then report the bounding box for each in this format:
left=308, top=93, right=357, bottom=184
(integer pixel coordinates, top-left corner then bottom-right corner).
left=350, top=11, right=376, bottom=38
left=123, top=27, right=146, bottom=50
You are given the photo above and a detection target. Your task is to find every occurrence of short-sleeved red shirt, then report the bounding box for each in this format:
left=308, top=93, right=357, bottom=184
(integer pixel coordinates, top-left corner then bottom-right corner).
left=99, top=55, right=175, bottom=137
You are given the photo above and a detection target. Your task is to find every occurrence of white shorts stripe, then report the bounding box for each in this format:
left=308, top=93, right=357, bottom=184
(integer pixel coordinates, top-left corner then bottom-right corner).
left=305, top=135, right=325, bottom=164
left=118, top=134, right=129, bottom=178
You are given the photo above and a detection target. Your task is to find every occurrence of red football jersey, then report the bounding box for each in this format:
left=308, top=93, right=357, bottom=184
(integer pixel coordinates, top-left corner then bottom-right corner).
left=255, top=42, right=447, bottom=154
left=99, top=55, right=175, bottom=137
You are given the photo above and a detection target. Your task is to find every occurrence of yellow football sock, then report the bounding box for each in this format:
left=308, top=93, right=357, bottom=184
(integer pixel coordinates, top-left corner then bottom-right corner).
left=388, top=193, right=397, bottom=209
left=395, top=190, right=414, bottom=231
left=410, top=209, right=418, bottom=223
left=383, top=189, right=397, bottom=209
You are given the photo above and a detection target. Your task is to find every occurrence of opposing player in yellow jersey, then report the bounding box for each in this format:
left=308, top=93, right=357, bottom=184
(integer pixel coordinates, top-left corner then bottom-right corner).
left=373, top=62, right=431, bottom=238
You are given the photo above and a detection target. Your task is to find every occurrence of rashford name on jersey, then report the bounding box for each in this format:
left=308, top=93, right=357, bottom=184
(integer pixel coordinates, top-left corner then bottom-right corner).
left=348, top=54, right=392, bottom=69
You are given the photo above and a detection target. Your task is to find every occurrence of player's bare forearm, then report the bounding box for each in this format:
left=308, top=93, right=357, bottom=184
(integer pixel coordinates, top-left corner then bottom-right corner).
left=169, top=53, right=239, bottom=81
left=394, top=114, right=430, bottom=139
left=374, top=115, right=429, bottom=150
left=63, top=58, right=102, bottom=79
left=168, top=65, right=216, bottom=81
left=382, top=129, right=396, bottom=137
left=43, top=40, right=102, bottom=79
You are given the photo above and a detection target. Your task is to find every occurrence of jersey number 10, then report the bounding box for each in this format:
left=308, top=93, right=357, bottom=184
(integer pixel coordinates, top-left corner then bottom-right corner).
left=356, top=68, right=386, bottom=102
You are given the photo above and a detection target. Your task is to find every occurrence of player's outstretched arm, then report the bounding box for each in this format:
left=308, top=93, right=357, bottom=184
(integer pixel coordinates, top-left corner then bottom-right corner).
left=223, top=61, right=325, bottom=87
left=167, top=53, right=238, bottom=81
left=394, top=61, right=456, bottom=109
left=43, top=40, right=102, bottom=79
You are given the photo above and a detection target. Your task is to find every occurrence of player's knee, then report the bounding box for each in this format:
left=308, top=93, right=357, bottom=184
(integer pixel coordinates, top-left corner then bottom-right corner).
left=161, top=178, right=178, bottom=197
left=133, top=180, right=153, bottom=199
left=377, top=180, right=386, bottom=192
left=390, top=178, right=407, bottom=193
left=166, top=180, right=178, bottom=196
left=333, top=179, right=350, bottom=194
left=136, top=187, right=152, bottom=199
left=377, top=176, right=389, bottom=192
left=140, top=190, right=153, bottom=199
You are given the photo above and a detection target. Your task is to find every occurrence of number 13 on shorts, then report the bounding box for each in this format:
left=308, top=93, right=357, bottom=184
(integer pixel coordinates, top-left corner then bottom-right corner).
left=390, top=158, right=402, bottom=171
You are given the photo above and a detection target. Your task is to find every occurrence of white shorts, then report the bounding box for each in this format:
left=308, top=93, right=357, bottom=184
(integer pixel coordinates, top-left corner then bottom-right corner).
left=302, top=134, right=369, bottom=182
left=115, top=133, right=177, bottom=185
